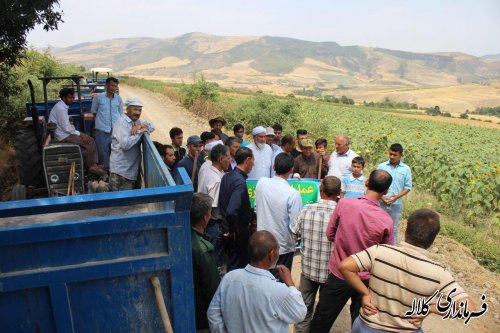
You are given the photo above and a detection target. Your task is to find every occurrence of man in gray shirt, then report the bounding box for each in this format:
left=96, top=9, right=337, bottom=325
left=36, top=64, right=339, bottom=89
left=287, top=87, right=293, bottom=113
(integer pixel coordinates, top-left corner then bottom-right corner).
left=109, top=97, right=154, bottom=191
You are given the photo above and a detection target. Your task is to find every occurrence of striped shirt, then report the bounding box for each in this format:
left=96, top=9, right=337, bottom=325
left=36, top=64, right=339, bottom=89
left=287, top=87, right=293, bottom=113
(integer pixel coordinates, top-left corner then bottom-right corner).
left=292, top=199, right=337, bottom=283
left=341, top=174, right=367, bottom=198
left=351, top=242, right=468, bottom=332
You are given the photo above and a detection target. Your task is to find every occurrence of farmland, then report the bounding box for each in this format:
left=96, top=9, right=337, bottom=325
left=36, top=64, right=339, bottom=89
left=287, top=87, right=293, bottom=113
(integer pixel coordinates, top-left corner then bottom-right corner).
left=123, top=77, right=500, bottom=270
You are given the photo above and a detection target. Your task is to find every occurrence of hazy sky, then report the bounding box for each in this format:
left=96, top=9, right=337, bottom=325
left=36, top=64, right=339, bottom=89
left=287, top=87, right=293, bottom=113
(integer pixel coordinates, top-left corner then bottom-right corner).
left=28, top=0, right=500, bottom=56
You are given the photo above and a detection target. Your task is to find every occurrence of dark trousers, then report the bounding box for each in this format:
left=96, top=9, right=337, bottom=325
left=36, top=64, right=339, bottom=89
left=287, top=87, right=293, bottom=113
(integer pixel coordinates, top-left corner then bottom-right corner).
left=270, top=251, right=294, bottom=279
left=310, top=273, right=369, bottom=333
left=226, top=229, right=250, bottom=272
left=204, top=219, right=224, bottom=268
left=295, top=274, right=324, bottom=333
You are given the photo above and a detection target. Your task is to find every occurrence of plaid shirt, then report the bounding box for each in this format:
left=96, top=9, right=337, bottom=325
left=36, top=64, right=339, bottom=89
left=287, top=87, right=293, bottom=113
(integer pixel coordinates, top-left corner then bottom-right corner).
left=292, top=198, right=336, bottom=283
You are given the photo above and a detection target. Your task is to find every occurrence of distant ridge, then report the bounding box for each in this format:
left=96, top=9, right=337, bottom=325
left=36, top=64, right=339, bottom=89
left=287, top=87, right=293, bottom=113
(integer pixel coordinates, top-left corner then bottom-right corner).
left=51, top=32, right=500, bottom=90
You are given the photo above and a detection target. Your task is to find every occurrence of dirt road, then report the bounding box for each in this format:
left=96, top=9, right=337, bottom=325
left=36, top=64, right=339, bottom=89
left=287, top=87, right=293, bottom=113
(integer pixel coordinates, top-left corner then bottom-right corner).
left=120, top=84, right=499, bottom=333
left=119, top=85, right=209, bottom=144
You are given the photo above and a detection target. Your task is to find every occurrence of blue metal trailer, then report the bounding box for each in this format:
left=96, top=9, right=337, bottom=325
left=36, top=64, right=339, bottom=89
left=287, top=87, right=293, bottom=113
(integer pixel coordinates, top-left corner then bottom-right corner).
left=0, top=136, right=196, bottom=332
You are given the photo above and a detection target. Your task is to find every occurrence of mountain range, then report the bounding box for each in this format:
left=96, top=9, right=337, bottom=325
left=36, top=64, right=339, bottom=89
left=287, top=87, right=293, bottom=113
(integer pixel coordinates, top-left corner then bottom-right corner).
left=51, top=32, right=500, bottom=93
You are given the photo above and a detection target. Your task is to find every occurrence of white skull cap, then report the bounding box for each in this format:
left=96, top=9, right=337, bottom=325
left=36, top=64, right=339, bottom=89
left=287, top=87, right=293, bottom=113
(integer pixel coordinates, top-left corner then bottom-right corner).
left=125, top=97, right=143, bottom=107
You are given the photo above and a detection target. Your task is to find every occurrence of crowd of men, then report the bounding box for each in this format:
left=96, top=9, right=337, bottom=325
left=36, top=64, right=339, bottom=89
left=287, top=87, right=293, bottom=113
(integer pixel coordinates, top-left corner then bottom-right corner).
left=49, top=78, right=477, bottom=333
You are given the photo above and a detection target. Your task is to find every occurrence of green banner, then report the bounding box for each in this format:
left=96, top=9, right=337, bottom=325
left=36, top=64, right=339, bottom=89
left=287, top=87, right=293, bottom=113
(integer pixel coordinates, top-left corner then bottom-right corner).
left=247, top=178, right=320, bottom=208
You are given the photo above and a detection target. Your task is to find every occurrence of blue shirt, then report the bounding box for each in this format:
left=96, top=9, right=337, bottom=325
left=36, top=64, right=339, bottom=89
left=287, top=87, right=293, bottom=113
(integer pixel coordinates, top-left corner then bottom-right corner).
left=255, top=176, right=302, bottom=254
left=175, top=155, right=204, bottom=191
left=341, top=174, right=367, bottom=198
left=91, top=92, right=123, bottom=133
left=377, top=160, right=412, bottom=205
left=207, top=265, right=306, bottom=333
left=241, top=140, right=250, bottom=147
left=110, top=114, right=154, bottom=180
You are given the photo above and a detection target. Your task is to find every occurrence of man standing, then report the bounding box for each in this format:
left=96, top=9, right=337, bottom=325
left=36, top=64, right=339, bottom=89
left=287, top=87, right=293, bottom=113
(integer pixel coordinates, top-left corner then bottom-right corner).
left=377, top=143, right=412, bottom=243
left=209, top=116, right=229, bottom=143
left=291, top=129, right=308, bottom=158
left=219, top=147, right=255, bottom=271
left=281, top=134, right=296, bottom=155
left=266, top=127, right=283, bottom=177
left=49, top=88, right=105, bottom=176
left=310, top=170, right=394, bottom=332
left=161, top=144, right=177, bottom=173
left=292, top=176, right=341, bottom=333
left=255, top=153, right=302, bottom=271
left=198, top=144, right=231, bottom=273
left=327, top=134, right=359, bottom=179
left=190, top=192, right=220, bottom=331
left=247, top=126, right=273, bottom=179
left=207, top=231, right=307, bottom=333
left=109, top=98, right=154, bottom=191
left=340, top=208, right=476, bottom=333
left=169, top=127, right=186, bottom=166
left=272, top=123, right=283, bottom=142
left=90, top=77, right=123, bottom=172
left=176, top=135, right=204, bottom=190
left=225, top=136, right=241, bottom=171
left=293, top=139, right=327, bottom=179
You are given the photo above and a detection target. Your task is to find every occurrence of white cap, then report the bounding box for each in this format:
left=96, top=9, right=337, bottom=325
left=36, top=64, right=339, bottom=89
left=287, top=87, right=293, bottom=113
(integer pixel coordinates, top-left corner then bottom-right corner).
left=204, top=140, right=224, bottom=152
left=265, top=127, right=275, bottom=136
left=125, top=97, right=143, bottom=107
left=252, top=126, right=266, bottom=136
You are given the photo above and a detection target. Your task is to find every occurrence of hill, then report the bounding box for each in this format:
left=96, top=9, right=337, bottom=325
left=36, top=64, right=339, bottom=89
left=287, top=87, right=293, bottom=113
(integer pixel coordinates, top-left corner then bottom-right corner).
left=50, top=33, right=500, bottom=112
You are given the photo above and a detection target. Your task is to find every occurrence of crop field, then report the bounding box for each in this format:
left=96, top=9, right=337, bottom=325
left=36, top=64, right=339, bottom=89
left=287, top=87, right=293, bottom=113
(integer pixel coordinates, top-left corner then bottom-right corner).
left=122, top=77, right=500, bottom=270
left=224, top=96, right=500, bottom=216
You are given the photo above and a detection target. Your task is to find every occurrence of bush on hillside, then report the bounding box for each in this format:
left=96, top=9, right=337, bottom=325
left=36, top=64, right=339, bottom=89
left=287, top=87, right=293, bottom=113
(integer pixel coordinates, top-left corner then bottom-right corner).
left=180, top=75, right=219, bottom=109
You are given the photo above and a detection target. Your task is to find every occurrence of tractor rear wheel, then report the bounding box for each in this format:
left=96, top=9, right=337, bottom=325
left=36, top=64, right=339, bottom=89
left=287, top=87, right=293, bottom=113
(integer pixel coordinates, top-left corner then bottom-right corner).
left=14, top=126, right=44, bottom=188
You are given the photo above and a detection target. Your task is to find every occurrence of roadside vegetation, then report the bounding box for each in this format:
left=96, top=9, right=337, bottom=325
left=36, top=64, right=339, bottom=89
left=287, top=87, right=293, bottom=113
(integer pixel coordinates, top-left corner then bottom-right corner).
left=0, top=49, right=84, bottom=140
left=121, top=76, right=500, bottom=271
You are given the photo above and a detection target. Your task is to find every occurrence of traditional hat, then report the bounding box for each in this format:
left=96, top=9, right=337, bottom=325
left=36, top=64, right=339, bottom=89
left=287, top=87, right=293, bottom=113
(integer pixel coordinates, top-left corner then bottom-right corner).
left=209, top=116, right=227, bottom=127
left=252, top=126, right=266, bottom=136
left=125, top=97, right=143, bottom=107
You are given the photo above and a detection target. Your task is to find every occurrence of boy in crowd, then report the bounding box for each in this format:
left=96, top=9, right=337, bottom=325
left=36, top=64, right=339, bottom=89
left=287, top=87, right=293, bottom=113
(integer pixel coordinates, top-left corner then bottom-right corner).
left=315, top=138, right=330, bottom=165
left=169, top=127, right=185, bottom=166
left=341, top=156, right=367, bottom=198
left=233, top=123, right=249, bottom=147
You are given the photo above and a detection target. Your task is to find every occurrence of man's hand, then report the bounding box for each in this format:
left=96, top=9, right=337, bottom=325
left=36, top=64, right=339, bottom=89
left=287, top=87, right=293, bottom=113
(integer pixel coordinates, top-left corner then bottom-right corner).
left=130, top=124, right=145, bottom=135
left=407, top=315, right=425, bottom=327
left=276, top=265, right=294, bottom=287
left=361, top=292, right=378, bottom=316
left=80, top=133, right=91, bottom=144
left=381, top=196, right=392, bottom=206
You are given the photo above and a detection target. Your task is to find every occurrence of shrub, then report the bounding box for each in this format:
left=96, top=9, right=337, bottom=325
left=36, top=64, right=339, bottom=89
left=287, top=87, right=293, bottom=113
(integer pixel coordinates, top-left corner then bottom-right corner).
left=180, top=75, right=219, bottom=109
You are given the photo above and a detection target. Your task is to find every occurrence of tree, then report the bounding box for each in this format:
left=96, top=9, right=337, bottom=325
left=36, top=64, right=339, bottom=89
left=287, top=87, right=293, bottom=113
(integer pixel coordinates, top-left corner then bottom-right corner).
left=1, top=1, right=64, bottom=140
left=1, top=1, right=63, bottom=68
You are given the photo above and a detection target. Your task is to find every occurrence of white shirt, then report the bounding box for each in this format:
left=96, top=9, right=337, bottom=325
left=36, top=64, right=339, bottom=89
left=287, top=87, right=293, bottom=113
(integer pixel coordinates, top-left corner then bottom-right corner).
left=110, top=114, right=154, bottom=180
left=247, top=142, right=273, bottom=179
left=327, top=148, right=359, bottom=179
left=255, top=177, right=302, bottom=254
left=48, top=100, right=80, bottom=141
left=198, top=163, right=224, bottom=207
left=207, top=264, right=307, bottom=333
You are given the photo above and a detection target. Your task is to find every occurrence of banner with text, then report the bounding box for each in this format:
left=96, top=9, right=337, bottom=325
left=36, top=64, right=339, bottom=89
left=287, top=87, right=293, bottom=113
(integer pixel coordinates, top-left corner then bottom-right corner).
left=247, top=179, right=320, bottom=208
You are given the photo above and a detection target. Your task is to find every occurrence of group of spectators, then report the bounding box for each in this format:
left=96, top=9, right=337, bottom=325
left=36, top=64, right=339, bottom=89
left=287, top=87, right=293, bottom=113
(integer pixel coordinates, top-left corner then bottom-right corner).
left=49, top=78, right=476, bottom=333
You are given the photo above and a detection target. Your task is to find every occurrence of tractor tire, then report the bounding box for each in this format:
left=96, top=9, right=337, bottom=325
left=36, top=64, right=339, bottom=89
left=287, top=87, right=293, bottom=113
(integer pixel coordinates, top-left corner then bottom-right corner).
left=14, top=126, right=44, bottom=188
left=11, top=184, right=27, bottom=201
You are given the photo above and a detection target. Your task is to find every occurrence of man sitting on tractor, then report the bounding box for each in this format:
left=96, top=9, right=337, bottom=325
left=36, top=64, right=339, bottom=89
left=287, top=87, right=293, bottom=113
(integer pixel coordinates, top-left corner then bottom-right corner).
left=48, top=88, right=105, bottom=176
